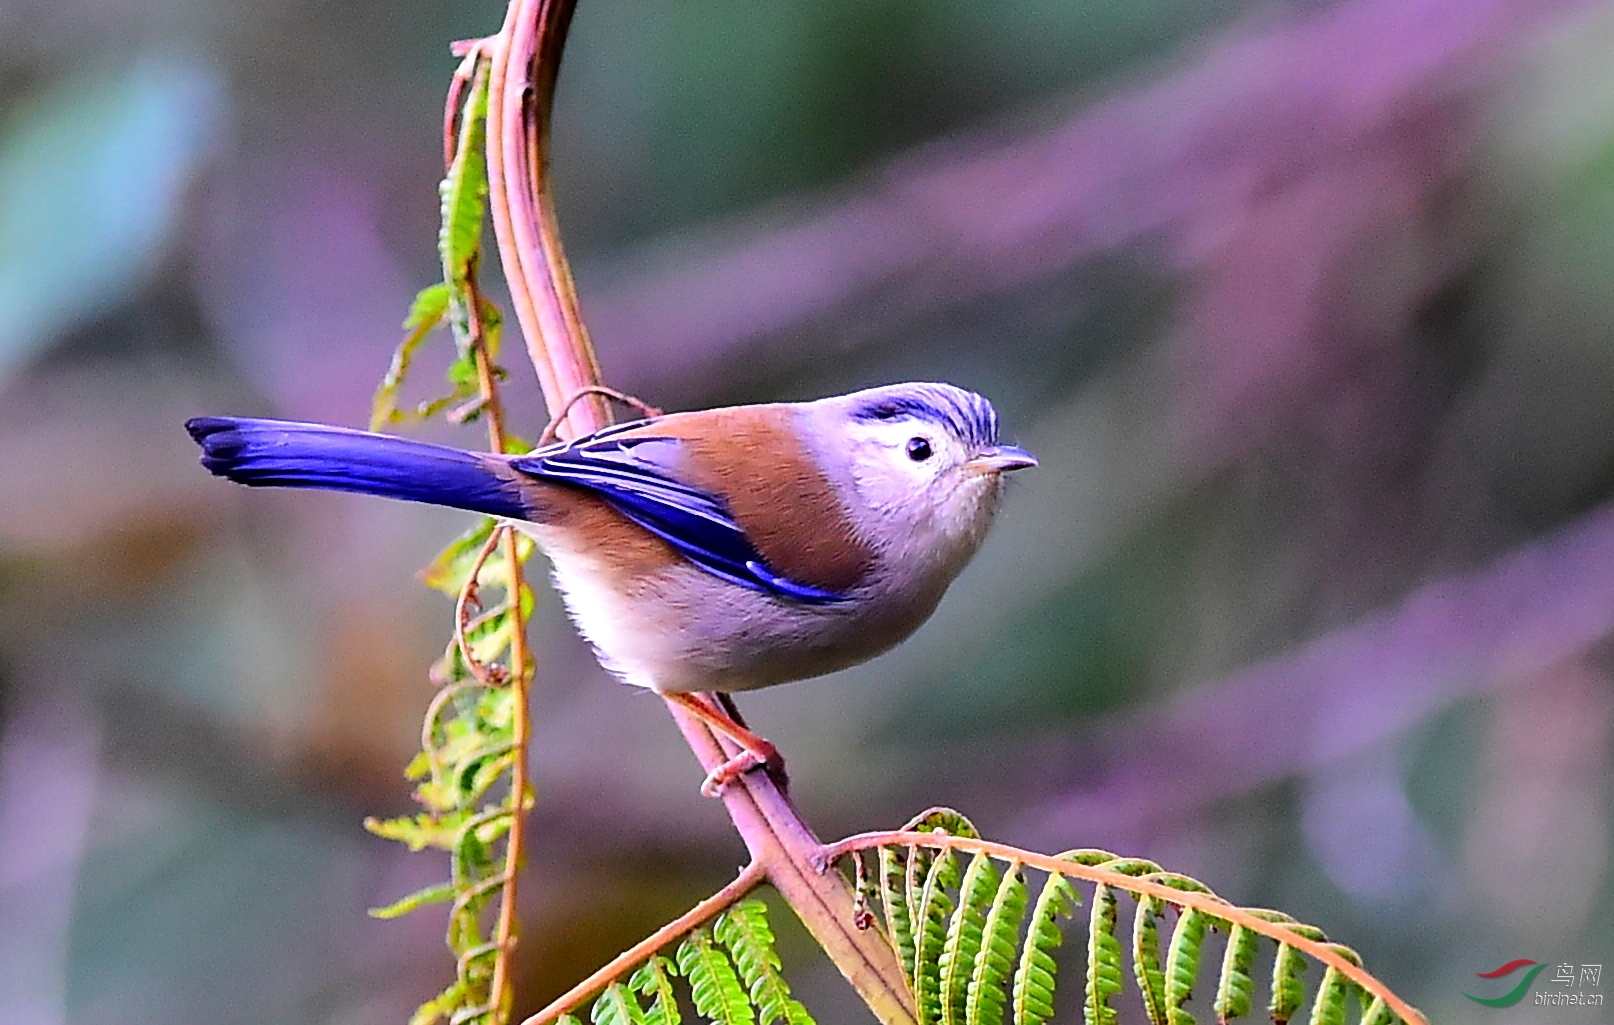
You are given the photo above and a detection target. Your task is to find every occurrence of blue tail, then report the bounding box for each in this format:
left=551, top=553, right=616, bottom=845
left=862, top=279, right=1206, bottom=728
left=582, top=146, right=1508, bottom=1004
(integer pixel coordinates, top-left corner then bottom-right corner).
left=186, top=417, right=531, bottom=520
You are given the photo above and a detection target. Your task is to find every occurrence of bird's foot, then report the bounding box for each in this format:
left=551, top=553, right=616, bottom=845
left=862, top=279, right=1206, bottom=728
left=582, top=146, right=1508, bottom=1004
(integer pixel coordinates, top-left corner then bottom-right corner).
left=700, top=748, right=767, bottom=797
left=699, top=734, right=785, bottom=797
left=663, top=691, right=787, bottom=797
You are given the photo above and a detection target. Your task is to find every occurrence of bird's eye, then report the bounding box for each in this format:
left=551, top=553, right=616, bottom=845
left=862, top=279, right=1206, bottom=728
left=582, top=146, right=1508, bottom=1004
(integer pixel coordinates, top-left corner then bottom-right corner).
left=906, top=437, right=932, bottom=462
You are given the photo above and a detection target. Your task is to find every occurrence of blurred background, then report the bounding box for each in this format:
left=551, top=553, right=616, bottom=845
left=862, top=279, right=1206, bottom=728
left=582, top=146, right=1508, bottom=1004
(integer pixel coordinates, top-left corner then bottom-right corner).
left=2, top=0, right=1612, bottom=1022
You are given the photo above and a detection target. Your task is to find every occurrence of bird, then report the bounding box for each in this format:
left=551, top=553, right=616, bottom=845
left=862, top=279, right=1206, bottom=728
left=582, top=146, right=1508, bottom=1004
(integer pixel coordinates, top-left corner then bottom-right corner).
left=186, top=382, right=1036, bottom=793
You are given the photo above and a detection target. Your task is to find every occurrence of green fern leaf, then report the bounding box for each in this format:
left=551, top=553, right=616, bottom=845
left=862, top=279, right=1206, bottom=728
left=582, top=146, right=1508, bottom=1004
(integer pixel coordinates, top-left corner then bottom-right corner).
left=880, top=846, right=917, bottom=982
left=372, top=283, right=450, bottom=429
left=558, top=1017, right=584, bottom=1025
left=1108, top=851, right=1174, bottom=1024
left=1243, top=911, right=1322, bottom=1025
left=714, top=900, right=814, bottom=1025
left=1269, top=943, right=1307, bottom=1025
left=940, top=853, right=1000, bottom=1025
left=420, top=518, right=498, bottom=596
left=592, top=982, right=648, bottom=1025
left=1010, top=870, right=1077, bottom=1025
left=405, top=281, right=452, bottom=332
left=438, top=66, right=489, bottom=289
left=1131, top=897, right=1168, bottom=1025
left=1083, top=883, right=1124, bottom=1025
left=409, top=980, right=467, bottom=1025
left=913, top=849, right=961, bottom=1024
left=1163, top=908, right=1208, bottom=1025
left=1212, top=923, right=1257, bottom=1023
left=677, top=928, right=757, bottom=1025
left=901, top=807, right=981, bottom=1000
left=966, top=861, right=1027, bottom=1025
left=364, top=809, right=468, bottom=852
left=1306, top=967, right=1348, bottom=1025
left=1359, top=996, right=1392, bottom=1025
left=630, top=955, right=682, bottom=1025
left=368, top=881, right=457, bottom=920
left=903, top=808, right=983, bottom=839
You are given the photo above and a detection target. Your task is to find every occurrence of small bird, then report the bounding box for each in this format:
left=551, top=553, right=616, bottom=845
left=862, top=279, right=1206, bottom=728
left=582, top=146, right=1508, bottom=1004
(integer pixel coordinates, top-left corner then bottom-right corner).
left=187, top=382, right=1036, bottom=792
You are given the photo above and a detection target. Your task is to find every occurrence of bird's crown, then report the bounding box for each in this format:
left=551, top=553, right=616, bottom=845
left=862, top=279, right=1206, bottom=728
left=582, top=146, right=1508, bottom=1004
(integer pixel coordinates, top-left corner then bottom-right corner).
left=843, top=382, right=1000, bottom=450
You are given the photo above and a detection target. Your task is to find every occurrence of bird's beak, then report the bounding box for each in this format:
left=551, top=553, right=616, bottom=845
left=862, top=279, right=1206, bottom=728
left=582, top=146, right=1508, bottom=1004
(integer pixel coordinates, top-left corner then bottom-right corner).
left=965, top=444, right=1039, bottom=474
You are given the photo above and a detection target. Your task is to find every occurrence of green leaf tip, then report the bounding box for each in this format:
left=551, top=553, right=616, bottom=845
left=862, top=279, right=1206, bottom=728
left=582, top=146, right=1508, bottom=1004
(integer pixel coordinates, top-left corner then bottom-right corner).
left=370, top=881, right=458, bottom=919
left=677, top=928, right=756, bottom=1025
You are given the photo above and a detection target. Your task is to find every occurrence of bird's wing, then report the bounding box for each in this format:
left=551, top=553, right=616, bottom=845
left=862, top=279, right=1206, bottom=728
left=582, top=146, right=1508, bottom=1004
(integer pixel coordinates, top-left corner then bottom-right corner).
left=511, top=423, right=847, bottom=603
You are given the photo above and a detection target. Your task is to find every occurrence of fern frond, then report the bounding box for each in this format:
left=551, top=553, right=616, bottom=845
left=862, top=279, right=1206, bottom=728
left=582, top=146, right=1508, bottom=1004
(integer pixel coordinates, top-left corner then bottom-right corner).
left=1312, top=945, right=1365, bottom=1025
left=1360, top=996, right=1393, bottom=1025
left=1269, top=942, right=1306, bottom=1025
left=591, top=983, right=647, bottom=1025
left=913, top=849, right=961, bottom=1024
left=1213, top=923, right=1257, bottom=1023
left=676, top=928, right=756, bottom=1025
left=372, top=283, right=451, bottom=429
left=1164, top=908, right=1208, bottom=1025
left=370, top=881, right=457, bottom=920
left=1131, top=897, right=1168, bottom=1025
left=901, top=806, right=981, bottom=1014
left=1084, top=883, right=1124, bottom=1025
left=1236, top=909, right=1324, bottom=1025
left=411, top=980, right=469, bottom=1025
left=1010, top=869, right=1077, bottom=1025
left=880, top=845, right=917, bottom=982
left=940, top=853, right=1000, bottom=1025
left=1306, top=967, right=1349, bottom=1025
left=439, top=61, right=489, bottom=290
left=714, top=900, right=814, bottom=1025
left=630, top=956, right=682, bottom=1025
left=903, top=808, right=983, bottom=839
left=966, top=862, right=1026, bottom=1025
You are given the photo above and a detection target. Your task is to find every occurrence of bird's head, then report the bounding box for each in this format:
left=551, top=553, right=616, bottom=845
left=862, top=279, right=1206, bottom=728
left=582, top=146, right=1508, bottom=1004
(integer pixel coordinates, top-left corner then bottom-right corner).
left=806, top=382, right=1036, bottom=574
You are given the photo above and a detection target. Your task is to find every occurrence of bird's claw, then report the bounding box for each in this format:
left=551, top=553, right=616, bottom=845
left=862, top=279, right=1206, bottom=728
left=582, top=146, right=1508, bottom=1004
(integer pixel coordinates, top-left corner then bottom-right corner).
left=700, top=749, right=767, bottom=797
left=698, top=741, right=786, bottom=797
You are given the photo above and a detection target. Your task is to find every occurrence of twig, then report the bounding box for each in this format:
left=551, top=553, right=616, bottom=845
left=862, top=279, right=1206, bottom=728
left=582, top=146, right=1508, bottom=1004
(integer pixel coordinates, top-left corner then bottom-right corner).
left=537, top=385, right=662, bottom=445
left=489, top=519, right=532, bottom=1019
left=487, top=0, right=608, bottom=442
left=521, top=861, right=768, bottom=1025
left=444, top=44, right=487, bottom=174
left=453, top=525, right=507, bottom=688
left=456, top=266, right=535, bottom=1018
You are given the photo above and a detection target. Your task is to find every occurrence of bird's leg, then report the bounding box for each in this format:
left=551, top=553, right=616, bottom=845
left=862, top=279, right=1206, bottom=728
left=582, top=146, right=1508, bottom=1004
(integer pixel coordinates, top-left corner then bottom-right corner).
left=713, top=692, right=790, bottom=794
left=662, top=691, right=786, bottom=796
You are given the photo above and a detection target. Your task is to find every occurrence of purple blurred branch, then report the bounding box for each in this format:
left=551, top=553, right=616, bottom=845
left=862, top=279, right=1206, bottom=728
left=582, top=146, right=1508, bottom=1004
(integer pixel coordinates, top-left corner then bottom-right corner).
left=587, top=0, right=1577, bottom=410
left=1011, top=496, right=1614, bottom=849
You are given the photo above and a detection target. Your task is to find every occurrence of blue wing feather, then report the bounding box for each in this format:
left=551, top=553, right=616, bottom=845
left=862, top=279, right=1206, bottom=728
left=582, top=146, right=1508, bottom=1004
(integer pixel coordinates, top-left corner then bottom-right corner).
left=512, top=432, right=846, bottom=604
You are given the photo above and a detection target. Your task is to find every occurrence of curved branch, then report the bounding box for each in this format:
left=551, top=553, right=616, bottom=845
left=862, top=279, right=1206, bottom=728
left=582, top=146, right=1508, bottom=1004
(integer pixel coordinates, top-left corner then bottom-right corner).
left=487, top=0, right=607, bottom=440
left=482, top=3, right=917, bottom=1022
